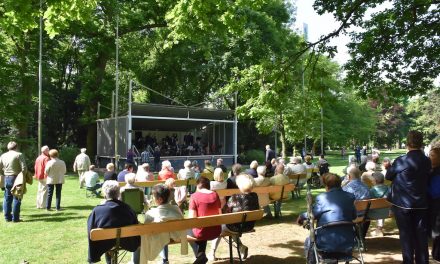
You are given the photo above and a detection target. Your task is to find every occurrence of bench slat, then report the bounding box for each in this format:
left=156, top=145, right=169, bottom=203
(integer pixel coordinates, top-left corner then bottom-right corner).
left=215, top=184, right=295, bottom=197
left=355, top=198, right=391, bottom=211
left=119, top=179, right=197, bottom=188
left=90, top=210, right=264, bottom=241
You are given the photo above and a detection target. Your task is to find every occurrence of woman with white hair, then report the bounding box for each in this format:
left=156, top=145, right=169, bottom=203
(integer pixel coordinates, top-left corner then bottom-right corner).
left=361, top=161, right=376, bottom=187
left=45, top=149, right=67, bottom=211
left=158, top=160, right=175, bottom=180
left=120, top=173, right=147, bottom=206
left=245, top=160, right=258, bottom=178
left=208, top=174, right=259, bottom=261
left=177, top=160, right=195, bottom=180
left=136, top=163, right=154, bottom=182
left=210, top=168, right=227, bottom=208
left=87, top=180, right=140, bottom=263
left=254, top=165, right=272, bottom=218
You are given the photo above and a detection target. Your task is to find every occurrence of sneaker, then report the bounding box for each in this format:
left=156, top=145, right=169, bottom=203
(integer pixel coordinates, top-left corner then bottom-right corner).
left=240, top=245, right=248, bottom=259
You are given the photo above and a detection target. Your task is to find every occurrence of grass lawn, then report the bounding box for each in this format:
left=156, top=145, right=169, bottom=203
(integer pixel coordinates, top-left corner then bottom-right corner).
left=0, top=149, right=407, bottom=263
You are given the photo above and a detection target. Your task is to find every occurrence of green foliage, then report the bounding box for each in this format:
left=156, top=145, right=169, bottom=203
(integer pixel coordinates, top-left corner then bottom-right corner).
left=59, top=146, right=79, bottom=171
left=313, top=0, right=439, bottom=98
left=242, top=149, right=265, bottom=164
left=407, top=89, right=440, bottom=143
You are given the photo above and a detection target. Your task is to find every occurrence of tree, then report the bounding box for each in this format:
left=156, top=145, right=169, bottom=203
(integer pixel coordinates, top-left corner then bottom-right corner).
left=407, top=90, right=440, bottom=143
left=306, top=0, right=439, bottom=98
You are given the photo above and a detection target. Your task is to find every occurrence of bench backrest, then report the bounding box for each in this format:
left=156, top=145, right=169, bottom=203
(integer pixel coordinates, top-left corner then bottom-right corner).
left=354, top=198, right=392, bottom=223
left=288, top=173, right=307, bottom=181
left=90, top=209, right=264, bottom=241
left=214, top=184, right=295, bottom=197
left=119, top=178, right=197, bottom=188
left=354, top=198, right=391, bottom=211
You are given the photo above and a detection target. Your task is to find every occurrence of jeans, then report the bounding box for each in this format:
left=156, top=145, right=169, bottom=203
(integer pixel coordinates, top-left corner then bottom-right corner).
left=47, top=184, right=63, bottom=210
left=87, top=183, right=102, bottom=196
left=3, top=176, right=21, bottom=221
left=392, top=206, right=429, bottom=264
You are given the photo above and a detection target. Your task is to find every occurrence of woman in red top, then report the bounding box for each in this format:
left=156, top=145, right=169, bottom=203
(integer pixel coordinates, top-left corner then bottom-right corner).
left=158, top=160, right=175, bottom=181
left=188, top=177, right=221, bottom=264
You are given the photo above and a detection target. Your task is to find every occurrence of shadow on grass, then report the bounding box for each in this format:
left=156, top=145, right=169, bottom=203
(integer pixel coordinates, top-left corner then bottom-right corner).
left=214, top=254, right=304, bottom=263
left=64, top=205, right=95, bottom=210
left=25, top=215, right=85, bottom=222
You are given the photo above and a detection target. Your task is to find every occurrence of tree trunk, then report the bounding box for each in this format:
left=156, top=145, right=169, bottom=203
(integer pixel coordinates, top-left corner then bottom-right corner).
left=278, top=122, right=287, bottom=159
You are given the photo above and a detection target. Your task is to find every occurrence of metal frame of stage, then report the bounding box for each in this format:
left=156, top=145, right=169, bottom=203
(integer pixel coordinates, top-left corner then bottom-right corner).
left=96, top=80, right=238, bottom=169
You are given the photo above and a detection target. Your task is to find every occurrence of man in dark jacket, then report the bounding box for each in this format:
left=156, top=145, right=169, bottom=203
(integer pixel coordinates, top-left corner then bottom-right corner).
left=385, top=131, right=431, bottom=264
left=265, top=145, right=275, bottom=162
left=87, top=180, right=140, bottom=263
left=297, top=173, right=356, bottom=264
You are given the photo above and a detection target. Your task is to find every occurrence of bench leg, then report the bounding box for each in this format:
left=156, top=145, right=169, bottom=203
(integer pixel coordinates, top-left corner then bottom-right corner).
left=236, top=236, right=243, bottom=264
left=229, top=236, right=233, bottom=263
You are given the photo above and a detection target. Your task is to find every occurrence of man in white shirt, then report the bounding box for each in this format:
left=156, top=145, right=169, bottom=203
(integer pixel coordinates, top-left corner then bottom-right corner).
left=84, top=165, right=102, bottom=196
left=73, top=148, right=91, bottom=188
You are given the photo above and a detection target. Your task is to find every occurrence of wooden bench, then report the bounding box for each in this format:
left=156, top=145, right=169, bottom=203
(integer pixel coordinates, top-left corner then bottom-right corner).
left=90, top=209, right=264, bottom=264
left=215, top=184, right=295, bottom=218
left=119, top=178, right=197, bottom=188
left=354, top=198, right=393, bottom=251
left=288, top=173, right=307, bottom=198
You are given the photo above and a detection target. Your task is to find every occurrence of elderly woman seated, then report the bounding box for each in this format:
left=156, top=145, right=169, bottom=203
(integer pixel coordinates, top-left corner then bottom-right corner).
left=245, top=160, right=258, bottom=178
left=255, top=165, right=271, bottom=218
left=134, top=184, right=185, bottom=264
left=87, top=180, right=140, bottom=264
left=158, top=160, right=175, bottom=181
left=208, top=174, right=259, bottom=261
left=361, top=161, right=377, bottom=188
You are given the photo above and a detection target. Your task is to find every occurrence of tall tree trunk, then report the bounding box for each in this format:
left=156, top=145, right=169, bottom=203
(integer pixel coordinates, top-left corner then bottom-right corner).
left=278, top=116, right=287, bottom=159
left=15, top=34, right=33, bottom=144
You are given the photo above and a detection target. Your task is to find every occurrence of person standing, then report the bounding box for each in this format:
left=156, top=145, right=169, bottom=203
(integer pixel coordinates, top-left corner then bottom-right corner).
left=265, top=145, right=275, bottom=162
left=0, top=141, right=27, bottom=222
left=35, top=145, right=50, bottom=209
left=45, top=149, right=67, bottom=211
left=428, top=143, right=440, bottom=260
left=153, top=146, right=161, bottom=172
left=385, top=131, right=431, bottom=264
left=73, top=148, right=91, bottom=188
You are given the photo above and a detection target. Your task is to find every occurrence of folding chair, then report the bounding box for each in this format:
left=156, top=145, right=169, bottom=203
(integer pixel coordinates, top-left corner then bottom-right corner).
left=311, top=221, right=364, bottom=264
left=121, top=188, right=145, bottom=214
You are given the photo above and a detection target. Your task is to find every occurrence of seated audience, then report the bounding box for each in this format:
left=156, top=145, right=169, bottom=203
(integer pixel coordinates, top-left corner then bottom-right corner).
left=285, top=156, right=306, bottom=175
left=255, top=166, right=271, bottom=218
left=103, top=163, right=117, bottom=181
left=297, top=173, right=356, bottom=264
left=136, top=163, right=154, bottom=182
left=120, top=173, right=147, bottom=208
left=227, top=163, right=242, bottom=189
left=84, top=165, right=102, bottom=196
left=245, top=160, right=258, bottom=178
left=209, top=174, right=259, bottom=261
left=136, top=184, right=186, bottom=264
left=361, top=161, right=376, bottom=188
left=265, top=160, right=275, bottom=177
left=164, top=178, right=178, bottom=206
left=369, top=172, right=390, bottom=237
left=216, top=158, right=227, bottom=173
left=271, top=158, right=278, bottom=170
left=303, top=155, right=316, bottom=178
left=87, top=180, right=140, bottom=264
left=210, top=168, right=227, bottom=208
left=192, top=161, right=201, bottom=180
left=177, top=160, right=195, bottom=180
left=269, top=164, right=289, bottom=215
left=343, top=167, right=370, bottom=200
left=117, top=163, right=134, bottom=182
left=187, top=177, right=222, bottom=263
left=202, top=160, right=214, bottom=174
left=158, top=160, right=175, bottom=181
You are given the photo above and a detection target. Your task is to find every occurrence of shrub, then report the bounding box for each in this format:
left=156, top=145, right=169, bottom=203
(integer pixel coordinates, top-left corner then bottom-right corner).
left=59, top=146, right=79, bottom=172
left=243, top=149, right=265, bottom=164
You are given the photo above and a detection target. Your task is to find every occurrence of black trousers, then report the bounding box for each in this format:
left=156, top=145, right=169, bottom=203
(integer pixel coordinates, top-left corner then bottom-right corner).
left=47, top=184, right=63, bottom=210
left=392, top=206, right=429, bottom=264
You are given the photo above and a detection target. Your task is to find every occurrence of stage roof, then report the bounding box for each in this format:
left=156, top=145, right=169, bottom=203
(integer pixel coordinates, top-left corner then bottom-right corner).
left=131, top=103, right=234, bottom=121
